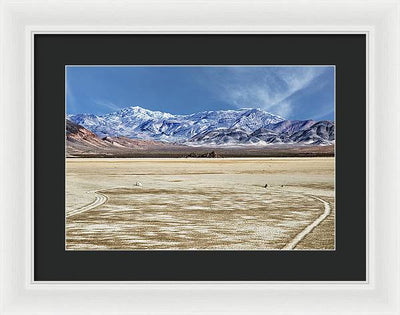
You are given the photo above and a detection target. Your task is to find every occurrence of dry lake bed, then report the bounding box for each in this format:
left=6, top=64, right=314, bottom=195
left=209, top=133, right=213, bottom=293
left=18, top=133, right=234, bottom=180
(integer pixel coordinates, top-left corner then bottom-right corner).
left=66, top=157, right=335, bottom=250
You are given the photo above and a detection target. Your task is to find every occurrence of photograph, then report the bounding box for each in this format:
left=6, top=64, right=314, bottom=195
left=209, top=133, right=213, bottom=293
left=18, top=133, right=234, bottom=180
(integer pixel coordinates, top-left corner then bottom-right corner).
left=65, top=65, right=335, bottom=250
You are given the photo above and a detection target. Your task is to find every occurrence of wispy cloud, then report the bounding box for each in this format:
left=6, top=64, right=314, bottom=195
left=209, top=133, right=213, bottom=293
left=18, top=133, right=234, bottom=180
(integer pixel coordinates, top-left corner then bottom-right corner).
left=202, top=66, right=330, bottom=119
left=92, top=99, right=121, bottom=112
left=66, top=83, right=77, bottom=113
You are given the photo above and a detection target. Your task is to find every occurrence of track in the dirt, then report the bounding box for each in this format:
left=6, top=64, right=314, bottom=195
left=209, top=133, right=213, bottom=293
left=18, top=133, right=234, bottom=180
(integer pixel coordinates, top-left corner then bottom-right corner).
left=282, top=195, right=331, bottom=250
left=66, top=191, right=108, bottom=218
left=66, top=188, right=331, bottom=250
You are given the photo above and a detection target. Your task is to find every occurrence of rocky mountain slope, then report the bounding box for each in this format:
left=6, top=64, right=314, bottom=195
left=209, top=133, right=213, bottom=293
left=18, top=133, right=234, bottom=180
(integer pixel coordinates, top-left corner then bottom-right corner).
left=189, top=120, right=334, bottom=146
left=68, top=106, right=285, bottom=142
left=68, top=106, right=335, bottom=146
left=66, top=119, right=175, bottom=157
left=66, top=119, right=334, bottom=158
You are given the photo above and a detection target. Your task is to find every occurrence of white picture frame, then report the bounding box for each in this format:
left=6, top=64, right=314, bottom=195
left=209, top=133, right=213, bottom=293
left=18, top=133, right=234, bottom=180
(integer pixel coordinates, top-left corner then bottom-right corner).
left=1, top=0, right=399, bottom=314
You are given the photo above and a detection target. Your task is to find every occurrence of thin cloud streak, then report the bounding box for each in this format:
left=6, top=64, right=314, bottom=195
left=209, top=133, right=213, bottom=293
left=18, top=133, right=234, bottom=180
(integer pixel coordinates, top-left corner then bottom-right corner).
left=66, top=84, right=77, bottom=113
left=92, top=99, right=121, bottom=112
left=203, top=66, right=331, bottom=119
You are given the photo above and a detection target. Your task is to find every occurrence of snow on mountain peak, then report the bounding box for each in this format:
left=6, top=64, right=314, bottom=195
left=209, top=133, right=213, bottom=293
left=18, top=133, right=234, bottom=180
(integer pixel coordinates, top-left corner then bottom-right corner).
left=67, top=105, right=335, bottom=146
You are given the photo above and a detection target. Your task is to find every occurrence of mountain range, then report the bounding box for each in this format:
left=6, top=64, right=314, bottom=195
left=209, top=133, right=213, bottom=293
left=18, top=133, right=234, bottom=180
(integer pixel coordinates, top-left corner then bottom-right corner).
left=66, top=119, right=181, bottom=157
left=67, top=106, right=334, bottom=147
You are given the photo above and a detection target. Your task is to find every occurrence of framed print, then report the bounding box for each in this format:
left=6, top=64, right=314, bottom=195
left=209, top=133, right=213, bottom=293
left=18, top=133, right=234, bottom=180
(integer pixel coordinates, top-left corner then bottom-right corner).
left=34, top=34, right=365, bottom=281
left=65, top=64, right=336, bottom=252
left=1, top=0, right=400, bottom=314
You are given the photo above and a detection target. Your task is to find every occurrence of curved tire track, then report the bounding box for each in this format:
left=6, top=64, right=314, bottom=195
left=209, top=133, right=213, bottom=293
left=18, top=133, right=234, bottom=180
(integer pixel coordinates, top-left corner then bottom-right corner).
left=67, top=191, right=108, bottom=218
left=282, top=195, right=331, bottom=250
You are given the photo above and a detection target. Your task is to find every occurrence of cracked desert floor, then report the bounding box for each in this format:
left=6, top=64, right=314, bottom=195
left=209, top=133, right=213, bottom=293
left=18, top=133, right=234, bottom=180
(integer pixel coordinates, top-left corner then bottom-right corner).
left=66, top=157, right=335, bottom=250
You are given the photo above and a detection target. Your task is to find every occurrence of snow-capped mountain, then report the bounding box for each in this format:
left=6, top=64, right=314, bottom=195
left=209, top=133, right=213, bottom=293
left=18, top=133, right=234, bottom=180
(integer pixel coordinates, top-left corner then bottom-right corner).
left=68, top=106, right=285, bottom=142
left=66, top=119, right=182, bottom=157
left=189, top=121, right=334, bottom=146
left=67, top=106, right=334, bottom=146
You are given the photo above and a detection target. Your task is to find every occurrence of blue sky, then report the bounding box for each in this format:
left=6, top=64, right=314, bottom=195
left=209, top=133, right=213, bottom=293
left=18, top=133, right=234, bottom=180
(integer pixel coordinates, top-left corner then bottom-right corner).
left=66, top=66, right=334, bottom=120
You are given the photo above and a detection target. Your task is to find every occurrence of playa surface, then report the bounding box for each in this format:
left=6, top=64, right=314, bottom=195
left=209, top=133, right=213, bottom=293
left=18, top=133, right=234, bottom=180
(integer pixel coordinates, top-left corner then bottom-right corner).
left=66, top=157, right=335, bottom=250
